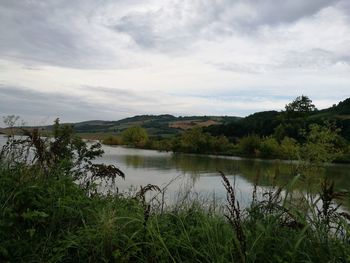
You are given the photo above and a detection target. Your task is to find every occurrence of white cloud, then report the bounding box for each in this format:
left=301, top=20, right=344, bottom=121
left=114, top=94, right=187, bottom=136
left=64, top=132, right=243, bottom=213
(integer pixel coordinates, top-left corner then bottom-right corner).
left=0, top=0, right=349, bottom=123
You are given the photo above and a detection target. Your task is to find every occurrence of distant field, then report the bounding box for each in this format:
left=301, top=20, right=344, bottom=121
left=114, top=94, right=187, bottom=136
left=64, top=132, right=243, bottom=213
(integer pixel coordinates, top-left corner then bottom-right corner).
left=70, top=115, right=235, bottom=137
left=169, top=120, right=219, bottom=130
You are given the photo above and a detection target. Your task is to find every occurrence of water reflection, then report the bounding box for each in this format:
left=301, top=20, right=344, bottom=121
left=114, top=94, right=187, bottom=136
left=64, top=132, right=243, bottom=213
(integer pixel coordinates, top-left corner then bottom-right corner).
left=106, top=146, right=350, bottom=188
left=1, top=135, right=349, bottom=208
left=98, top=145, right=350, bottom=207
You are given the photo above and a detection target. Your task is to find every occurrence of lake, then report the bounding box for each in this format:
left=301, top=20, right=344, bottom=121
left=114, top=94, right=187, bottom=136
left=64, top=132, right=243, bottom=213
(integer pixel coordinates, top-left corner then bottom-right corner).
left=1, top=135, right=350, bottom=208
left=96, top=143, right=350, bottom=208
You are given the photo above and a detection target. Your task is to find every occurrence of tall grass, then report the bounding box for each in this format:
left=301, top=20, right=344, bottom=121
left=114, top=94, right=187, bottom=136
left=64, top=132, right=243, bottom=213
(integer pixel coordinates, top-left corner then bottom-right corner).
left=1, top=164, right=350, bottom=262
left=1, top=122, right=350, bottom=262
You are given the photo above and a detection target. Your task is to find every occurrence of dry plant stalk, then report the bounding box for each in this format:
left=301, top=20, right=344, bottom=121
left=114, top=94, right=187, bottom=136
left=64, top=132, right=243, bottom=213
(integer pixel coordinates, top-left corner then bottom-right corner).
left=135, top=184, right=161, bottom=226
left=220, top=171, right=246, bottom=263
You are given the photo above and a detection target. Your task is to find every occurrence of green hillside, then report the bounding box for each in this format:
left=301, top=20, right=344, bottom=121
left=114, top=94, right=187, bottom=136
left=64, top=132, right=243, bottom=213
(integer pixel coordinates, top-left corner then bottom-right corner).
left=48, top=115, right=240, bottom=138
left=2, top=97, right=349, bottom=141
left=206, top=97, right=350, bottom=141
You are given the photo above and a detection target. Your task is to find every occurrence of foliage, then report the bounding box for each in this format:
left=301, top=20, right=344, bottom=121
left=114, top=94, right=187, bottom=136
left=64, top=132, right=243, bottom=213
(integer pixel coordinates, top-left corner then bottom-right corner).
left=67, top=115, right=235, bottom=138
left=259, top=137, right=281, bottom=158
left=329, top=98, right=350, bottom=115
left=1, top=121, right=350, bottom=262
left=301, top=123, right=343, bottom=165
left=102, top=135, right=122, bottom=146
left=237, top=135, right=261, bottom=157
left=205, top=96, right=350, bottom=143
left=82, top=96, right=350, bottom=162
left=121, top=126, right=149, bottom=147
left=102, top=127, right=233, bottom=155
left=280, top=137, right=300, bottom=160
left=274, top=96, right=317, bottom=141
left=0, top=118, right=124, bottom=187
left=175, top=127, right=211, bottom=153
left=0, top=163, right=349, bottom=262
left=148, top=138, right=174, bottom=152
left=102, top=121, right=349, bottom=163
left=172, top=127, right=232, bottom=154
left=285, top=95, right=317, bottom=113
left=205, top=111, right=280, bottom=140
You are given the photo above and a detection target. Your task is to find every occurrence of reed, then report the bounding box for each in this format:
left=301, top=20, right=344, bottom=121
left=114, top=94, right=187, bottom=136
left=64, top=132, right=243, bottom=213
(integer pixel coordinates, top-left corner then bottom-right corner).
left=1, top=123, right=350, bottom=262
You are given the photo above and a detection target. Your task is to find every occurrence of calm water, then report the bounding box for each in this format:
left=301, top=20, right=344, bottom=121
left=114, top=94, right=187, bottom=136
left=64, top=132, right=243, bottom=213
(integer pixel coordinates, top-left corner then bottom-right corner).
left=96, top=144, right=350, bottom=207
left=1, top=135, right=350, bottom=207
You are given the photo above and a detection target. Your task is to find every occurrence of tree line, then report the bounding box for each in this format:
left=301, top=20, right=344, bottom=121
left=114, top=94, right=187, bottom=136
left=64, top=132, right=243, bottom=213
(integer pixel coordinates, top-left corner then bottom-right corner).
left=102, top=96, right=350, bottom=163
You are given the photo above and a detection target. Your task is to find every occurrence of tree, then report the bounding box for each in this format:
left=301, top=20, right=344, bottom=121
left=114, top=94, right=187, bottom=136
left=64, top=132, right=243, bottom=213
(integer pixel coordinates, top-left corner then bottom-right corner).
left=0, top=118, right=125, bottom=187
left=280, top=137, right=300, bottom=160
left=259, top=136, right=281, bottom=158
left=237, top=134, right=261, bottom=157
left=274, top=96, right=317, bottom=141
left=176, top=127, right=210, bottom=153
left=285, top=95, right=316, bottom=113
left=121, top=126, right=149, bottom=147
left=301, top=123, right=342, bottom=165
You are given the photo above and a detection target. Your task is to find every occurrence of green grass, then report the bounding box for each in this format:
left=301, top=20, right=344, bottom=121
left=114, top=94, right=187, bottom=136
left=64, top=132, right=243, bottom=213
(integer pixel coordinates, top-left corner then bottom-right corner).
left=1, top=164, right=350, bottom=262
left=1, top=122, right=350, bottom=262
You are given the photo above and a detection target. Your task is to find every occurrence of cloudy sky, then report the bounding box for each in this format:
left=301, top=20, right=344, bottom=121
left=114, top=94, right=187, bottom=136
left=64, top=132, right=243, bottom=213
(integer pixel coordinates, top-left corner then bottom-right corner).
left=1, top=0, right=349, bottom=125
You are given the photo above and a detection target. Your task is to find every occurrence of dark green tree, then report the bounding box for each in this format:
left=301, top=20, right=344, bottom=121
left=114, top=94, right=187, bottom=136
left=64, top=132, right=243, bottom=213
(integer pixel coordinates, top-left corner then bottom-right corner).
left=122, top=126, right=149, bottom=147
left=274, top=95, right=317, bottom=141
left=285, top=95, right=316, bottom=113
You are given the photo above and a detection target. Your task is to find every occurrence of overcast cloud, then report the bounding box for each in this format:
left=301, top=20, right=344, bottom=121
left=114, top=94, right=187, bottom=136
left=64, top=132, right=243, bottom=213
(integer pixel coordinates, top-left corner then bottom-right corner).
left=0, top=0, right=349, bottom=124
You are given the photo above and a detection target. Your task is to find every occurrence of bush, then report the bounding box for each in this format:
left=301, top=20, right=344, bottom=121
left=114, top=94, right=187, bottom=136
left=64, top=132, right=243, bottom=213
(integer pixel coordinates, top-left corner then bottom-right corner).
left=259, top=137, right=281, bottom=158
left=280, top=137, right=300, bottom=160
left=169, top=128, right=233, bottom=154
left=301, top=123, right=342, bottom=164
left=102, top=135, right=122, bottom=145
left=121, top=126, right=149, bottom=147
left=1, top=118, right=350, bottom=262
left=237, top=135, right=261, bottom=157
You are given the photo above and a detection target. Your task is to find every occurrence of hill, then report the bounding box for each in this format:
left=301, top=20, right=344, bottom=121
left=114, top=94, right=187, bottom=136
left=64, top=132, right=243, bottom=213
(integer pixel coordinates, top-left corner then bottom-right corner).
left=76, top=115, right=239, bottom=137
left=205, top=97, right=350, bottom=141
left=41, top=115, right=240, bottom=138
left=1, top=97, right=349, bottom=141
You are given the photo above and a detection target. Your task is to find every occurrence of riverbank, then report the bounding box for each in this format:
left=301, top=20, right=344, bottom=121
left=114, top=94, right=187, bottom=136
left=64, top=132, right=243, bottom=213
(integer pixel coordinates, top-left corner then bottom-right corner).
left=1, top=123, right=350, bottom=262
left=2, top=158, right=350, bottom=262
left=81, top=132, right=350, bottom=164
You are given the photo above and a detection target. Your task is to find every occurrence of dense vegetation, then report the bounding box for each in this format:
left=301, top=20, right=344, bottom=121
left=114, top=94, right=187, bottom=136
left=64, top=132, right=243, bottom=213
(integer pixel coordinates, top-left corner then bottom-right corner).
left=13, top=115, right=238, bottom=138
left=101, top=97, right=350, bottom=163
left=3, top=96, right=348, bottom=162
left=1, top=119, right=350, bottom=262
left=206, top=96, right=350, bottom=141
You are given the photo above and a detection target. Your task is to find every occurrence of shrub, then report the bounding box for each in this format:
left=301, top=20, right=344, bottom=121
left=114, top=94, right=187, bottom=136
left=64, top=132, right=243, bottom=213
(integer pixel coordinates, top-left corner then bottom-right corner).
left=102, top=135, right=122, bottom=145
left=1, top=117, right=350, bottom=262
left=280, top=137, right=300, bottom=160
left=237, top=135, right=261, bottom=157
left=259, top=137, right=281, bottom=158
left=121, top=126, right=149, bottom=147
left=301, top=123, right=343, bottom=164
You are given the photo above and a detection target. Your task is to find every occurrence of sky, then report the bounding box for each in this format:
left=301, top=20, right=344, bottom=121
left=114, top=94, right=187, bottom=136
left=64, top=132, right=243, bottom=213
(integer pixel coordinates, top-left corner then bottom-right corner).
left=0, top=0, right=349, bottom=125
